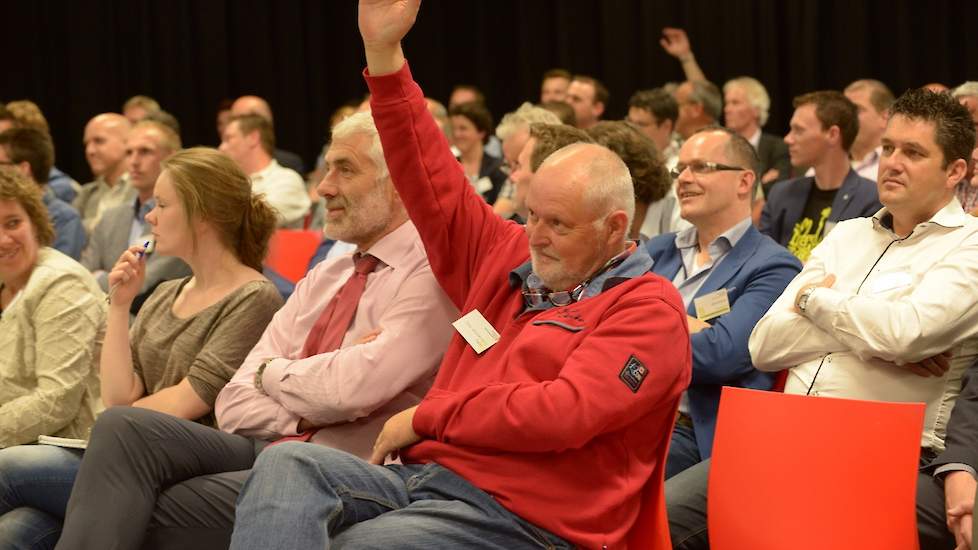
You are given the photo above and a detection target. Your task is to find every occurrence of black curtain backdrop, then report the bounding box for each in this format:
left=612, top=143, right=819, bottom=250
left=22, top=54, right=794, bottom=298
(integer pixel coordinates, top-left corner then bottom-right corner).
left=2, top=0, right=976, bottom=182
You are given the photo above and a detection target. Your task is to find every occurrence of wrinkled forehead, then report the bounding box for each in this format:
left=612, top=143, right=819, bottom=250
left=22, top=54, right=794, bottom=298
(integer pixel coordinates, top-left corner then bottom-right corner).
left=325, top=133, right=373, bottom=167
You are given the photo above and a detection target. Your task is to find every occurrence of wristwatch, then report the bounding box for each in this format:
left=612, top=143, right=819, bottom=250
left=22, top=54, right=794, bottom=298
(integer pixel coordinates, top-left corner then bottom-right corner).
left=254, top=358, right=276, bottom=395
left=797, top=286, right=817, bottom=313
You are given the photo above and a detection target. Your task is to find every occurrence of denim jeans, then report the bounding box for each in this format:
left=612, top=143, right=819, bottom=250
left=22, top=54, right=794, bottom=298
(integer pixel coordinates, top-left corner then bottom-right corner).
left=0, top=445, right=84, bottom=550
left=229, top=443, right=572, bottom=550
left=666, top=421, right=703, bottom=480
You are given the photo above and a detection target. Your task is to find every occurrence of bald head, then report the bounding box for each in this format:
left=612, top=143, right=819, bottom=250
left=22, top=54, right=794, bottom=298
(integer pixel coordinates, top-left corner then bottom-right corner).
left=84, top=113, right=131, bottom=180
left=537, top=143, right=635, bottom=223
left=231, top=96, right=274, bottom=123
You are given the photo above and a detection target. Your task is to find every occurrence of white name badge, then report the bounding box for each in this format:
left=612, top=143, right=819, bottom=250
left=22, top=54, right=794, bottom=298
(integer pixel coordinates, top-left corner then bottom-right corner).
left=452, top=309, right=501, bottom=354
left=694, top=288, right=732, bottom=321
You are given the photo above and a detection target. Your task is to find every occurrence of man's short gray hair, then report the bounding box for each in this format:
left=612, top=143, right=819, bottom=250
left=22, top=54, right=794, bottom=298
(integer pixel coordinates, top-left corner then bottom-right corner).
left=724, top=77, right=771, bottom=126
left=330, top=111, right=389, bottom=182
left=496, top=102, right=563, bottom=141
left=689, top=80, right=723, bottom=122
left=541, top=143, right=635, bottom=228
left=952, top=82, right=978, bottom=99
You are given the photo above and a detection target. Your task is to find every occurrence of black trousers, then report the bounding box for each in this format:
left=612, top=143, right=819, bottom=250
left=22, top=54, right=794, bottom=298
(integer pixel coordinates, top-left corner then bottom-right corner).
left=55, top=407, right=265, bottom=550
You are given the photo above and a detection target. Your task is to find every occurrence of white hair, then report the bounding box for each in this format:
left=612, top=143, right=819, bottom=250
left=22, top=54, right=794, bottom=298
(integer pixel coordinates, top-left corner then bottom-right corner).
left=496, top=102, right=562, bottom=141
left=724, top=77, right=771, bottom=126
left=542, top=143, right=635, bottom=228
left=329, top=110, right=389, bottom=182
left=952, top=82, right=978, bottom=99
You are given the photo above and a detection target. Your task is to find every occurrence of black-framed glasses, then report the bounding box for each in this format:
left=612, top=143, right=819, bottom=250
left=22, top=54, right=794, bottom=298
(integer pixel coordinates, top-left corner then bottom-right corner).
left=670, top=161, right=746, bottom=179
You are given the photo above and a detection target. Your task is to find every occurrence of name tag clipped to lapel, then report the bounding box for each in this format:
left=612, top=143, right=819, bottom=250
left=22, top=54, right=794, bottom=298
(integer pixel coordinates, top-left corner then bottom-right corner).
left=452, top=310, right=501, bottom=354
left=694, top=288, right=732, bottom=321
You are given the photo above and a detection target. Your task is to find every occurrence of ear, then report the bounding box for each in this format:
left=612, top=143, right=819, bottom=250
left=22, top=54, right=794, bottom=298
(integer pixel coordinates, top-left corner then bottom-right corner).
left=738, top=169, right=757, bottom=199
left=605, top=209, right=630, bottom=244
left=594, top=102, right=606, bottom=119
left=15, top=160, right=33, bottom=180
left=826, top=125, right=842, bottom=147
left=945, top=158, right=968, bottom=189
left=245, top=129, right=261, bottom=149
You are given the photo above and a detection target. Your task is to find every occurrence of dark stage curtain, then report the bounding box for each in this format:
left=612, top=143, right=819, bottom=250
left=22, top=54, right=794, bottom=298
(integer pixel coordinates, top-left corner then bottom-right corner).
left=2, top=0, right=975, bottom=182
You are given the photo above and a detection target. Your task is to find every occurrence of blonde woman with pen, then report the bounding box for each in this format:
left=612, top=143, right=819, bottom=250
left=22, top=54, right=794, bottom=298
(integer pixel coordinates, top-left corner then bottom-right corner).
left=0, top=148, right=283, bottom=549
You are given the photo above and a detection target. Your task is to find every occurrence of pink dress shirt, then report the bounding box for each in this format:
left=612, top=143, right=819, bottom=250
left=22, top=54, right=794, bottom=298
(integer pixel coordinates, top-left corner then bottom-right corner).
left=214, top=221, right=458, bottom=459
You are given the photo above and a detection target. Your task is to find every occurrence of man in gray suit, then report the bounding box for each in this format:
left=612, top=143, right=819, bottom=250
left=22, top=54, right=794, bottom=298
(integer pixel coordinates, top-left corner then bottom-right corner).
left=81, top=120, right=189, bottom=312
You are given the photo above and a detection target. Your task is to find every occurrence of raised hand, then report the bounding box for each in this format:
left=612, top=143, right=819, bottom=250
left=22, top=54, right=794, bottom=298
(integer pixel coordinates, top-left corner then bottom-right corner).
left=660, top=27, right=694, bottom=60
left=359, top=0, right=420, bottom=53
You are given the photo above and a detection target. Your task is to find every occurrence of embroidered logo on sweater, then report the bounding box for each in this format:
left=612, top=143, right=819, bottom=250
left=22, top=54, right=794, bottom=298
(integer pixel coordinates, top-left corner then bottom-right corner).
left=619, top=355, right=648, bottom=393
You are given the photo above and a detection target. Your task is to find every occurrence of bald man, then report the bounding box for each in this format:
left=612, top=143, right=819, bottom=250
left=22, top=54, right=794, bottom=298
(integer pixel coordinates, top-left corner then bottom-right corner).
left=74, top=113, right=133, bottom=234
left=231, top=95, right=305, bottom=174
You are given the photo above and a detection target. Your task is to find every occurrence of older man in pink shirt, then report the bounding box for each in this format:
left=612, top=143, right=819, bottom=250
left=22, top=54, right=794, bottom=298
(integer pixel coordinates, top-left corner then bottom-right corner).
left=51, top=112, right=457, bottom=550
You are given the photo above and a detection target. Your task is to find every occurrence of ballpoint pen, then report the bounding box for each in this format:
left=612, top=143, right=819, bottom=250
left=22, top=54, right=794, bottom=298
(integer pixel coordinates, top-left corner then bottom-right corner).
left=105, top=240, right=154, bottom=304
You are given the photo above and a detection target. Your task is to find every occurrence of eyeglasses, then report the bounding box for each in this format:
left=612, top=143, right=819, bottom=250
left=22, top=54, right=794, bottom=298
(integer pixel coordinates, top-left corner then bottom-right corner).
left=670, top=161, right=746, bottom=179
left=0, top=161, right=14, bottom=166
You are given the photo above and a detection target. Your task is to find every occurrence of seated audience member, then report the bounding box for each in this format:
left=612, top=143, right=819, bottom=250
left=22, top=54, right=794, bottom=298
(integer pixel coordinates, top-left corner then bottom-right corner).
left=925, top=83, right=950, bottom=93
left=491, top=102, right=561, bottom=221
left=449, top=101, right=507, bottom=204
left=646, top=127, right=801, bottom=478
left=0, top=168, right=103, bottom=447
left=74, top=113, right=134, bottom=234
left=0, top=148, right=283, bottom=549
left=953, top=82, right=978, bottom=131
left=760, top=91, right=881, bottom=261
left=540, top=68, right=572, bottom=103
left=226, top=4, right=691, bottom=549
left=448, top=83, right=485, bottom=109
left=1, top=100, right=81, bottom=203
left=122, top=95, right=161, bottom=124
left=667, top=88, right=978, bottom=550
left=587, top=120, right=672, bottom=239
left=230, top=95, right=306, bottom=173
left=0, top=128, right=85, bottom=259
left=52, top=113, right=456, bottom=550
left=918, top=359, right=978, bottom=550
left=215, top=98, right=234, bottom=143
left=844, top=79, right=894, bottom=183
left=566, top=74, right=608, bottom=130
left=626, top=88, right=689, bottom=237
left=82, top=121, right=190, bottom=312
left=540, top=100, right=577, bottom=126
left=219, top=114, right=311, bottom=228
left=957, top=146, right=978, bottom=215
left=724, top=77, right=791, bottom=188
left=627, top=88, right=682, bottom=170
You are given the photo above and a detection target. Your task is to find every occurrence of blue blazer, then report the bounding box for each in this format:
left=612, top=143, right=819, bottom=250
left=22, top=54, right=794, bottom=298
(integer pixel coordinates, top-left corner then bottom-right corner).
left=759, top=168, right=881, bottom=246
left=647, top=226, right=802, bottom=459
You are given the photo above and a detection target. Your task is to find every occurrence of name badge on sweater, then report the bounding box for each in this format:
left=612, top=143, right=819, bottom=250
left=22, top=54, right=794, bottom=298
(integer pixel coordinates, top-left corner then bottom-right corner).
left=694, top=288, right=731, bottom=321
left=452, top=309, right=500, bottom=354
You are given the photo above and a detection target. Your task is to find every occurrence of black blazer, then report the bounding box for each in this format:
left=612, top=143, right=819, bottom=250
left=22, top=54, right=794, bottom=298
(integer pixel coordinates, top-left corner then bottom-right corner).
left=757, top=132, right=791, bottom=195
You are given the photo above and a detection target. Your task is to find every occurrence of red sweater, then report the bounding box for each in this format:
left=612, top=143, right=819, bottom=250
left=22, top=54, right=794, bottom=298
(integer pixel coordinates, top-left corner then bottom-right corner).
left=366, top=63, right=691, bottom=549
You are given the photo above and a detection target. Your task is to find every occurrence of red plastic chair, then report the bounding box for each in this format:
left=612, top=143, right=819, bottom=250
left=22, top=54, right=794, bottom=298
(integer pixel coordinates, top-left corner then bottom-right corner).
left=625, top=403, right=677, bottom=550
left=265, top=229, right=322, bottom=284
left=708, top=387, right=924, bottom=550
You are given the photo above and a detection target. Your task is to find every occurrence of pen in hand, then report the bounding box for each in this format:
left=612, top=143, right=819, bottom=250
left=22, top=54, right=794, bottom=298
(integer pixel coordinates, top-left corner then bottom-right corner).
left=105, top=240, right=154, bottom=304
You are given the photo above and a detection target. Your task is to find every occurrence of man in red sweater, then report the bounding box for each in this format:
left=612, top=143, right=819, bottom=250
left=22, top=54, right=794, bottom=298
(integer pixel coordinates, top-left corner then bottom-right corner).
left=227, top=2, right=691, bottom=548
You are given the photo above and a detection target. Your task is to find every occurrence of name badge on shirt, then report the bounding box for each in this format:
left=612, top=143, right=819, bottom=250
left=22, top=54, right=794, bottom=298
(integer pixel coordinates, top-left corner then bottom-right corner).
left=694, top=288, right=731, bottom=321
left=452, top=309, right=500, bottom=354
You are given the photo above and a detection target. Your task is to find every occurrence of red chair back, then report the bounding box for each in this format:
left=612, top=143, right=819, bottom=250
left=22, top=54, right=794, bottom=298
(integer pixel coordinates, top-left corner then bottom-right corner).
left=265, top=229, right=322, bottom=284
left=625, top=404, right=677, bottom=550
left=708, top=387, right=923, bottom=550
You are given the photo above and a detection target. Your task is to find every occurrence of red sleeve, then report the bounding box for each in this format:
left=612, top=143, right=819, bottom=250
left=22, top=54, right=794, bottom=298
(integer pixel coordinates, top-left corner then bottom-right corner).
left=365, top=63, right=521, bottom=309
left=412, top=295, right=692, bottom=452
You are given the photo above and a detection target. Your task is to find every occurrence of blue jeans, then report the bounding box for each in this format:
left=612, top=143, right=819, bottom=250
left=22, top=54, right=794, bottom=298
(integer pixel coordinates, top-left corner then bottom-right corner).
left=0, top=445, right=84, bottom=550
left=665, top=421, right=702, bottom=480
left=229, top=443, right=572, bottom=550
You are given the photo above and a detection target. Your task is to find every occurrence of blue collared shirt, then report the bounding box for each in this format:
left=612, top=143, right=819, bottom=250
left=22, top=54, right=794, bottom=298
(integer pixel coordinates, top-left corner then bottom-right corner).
left=42, top=187, right=86, bottom=260
left=671, top=217, right=752, bottom=309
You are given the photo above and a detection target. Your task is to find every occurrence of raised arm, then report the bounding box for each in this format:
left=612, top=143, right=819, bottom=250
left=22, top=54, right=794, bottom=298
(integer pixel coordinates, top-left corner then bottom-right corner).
left=660, top=28, right=707, bottom=83
left=359, top=0, right=521, bottom=308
